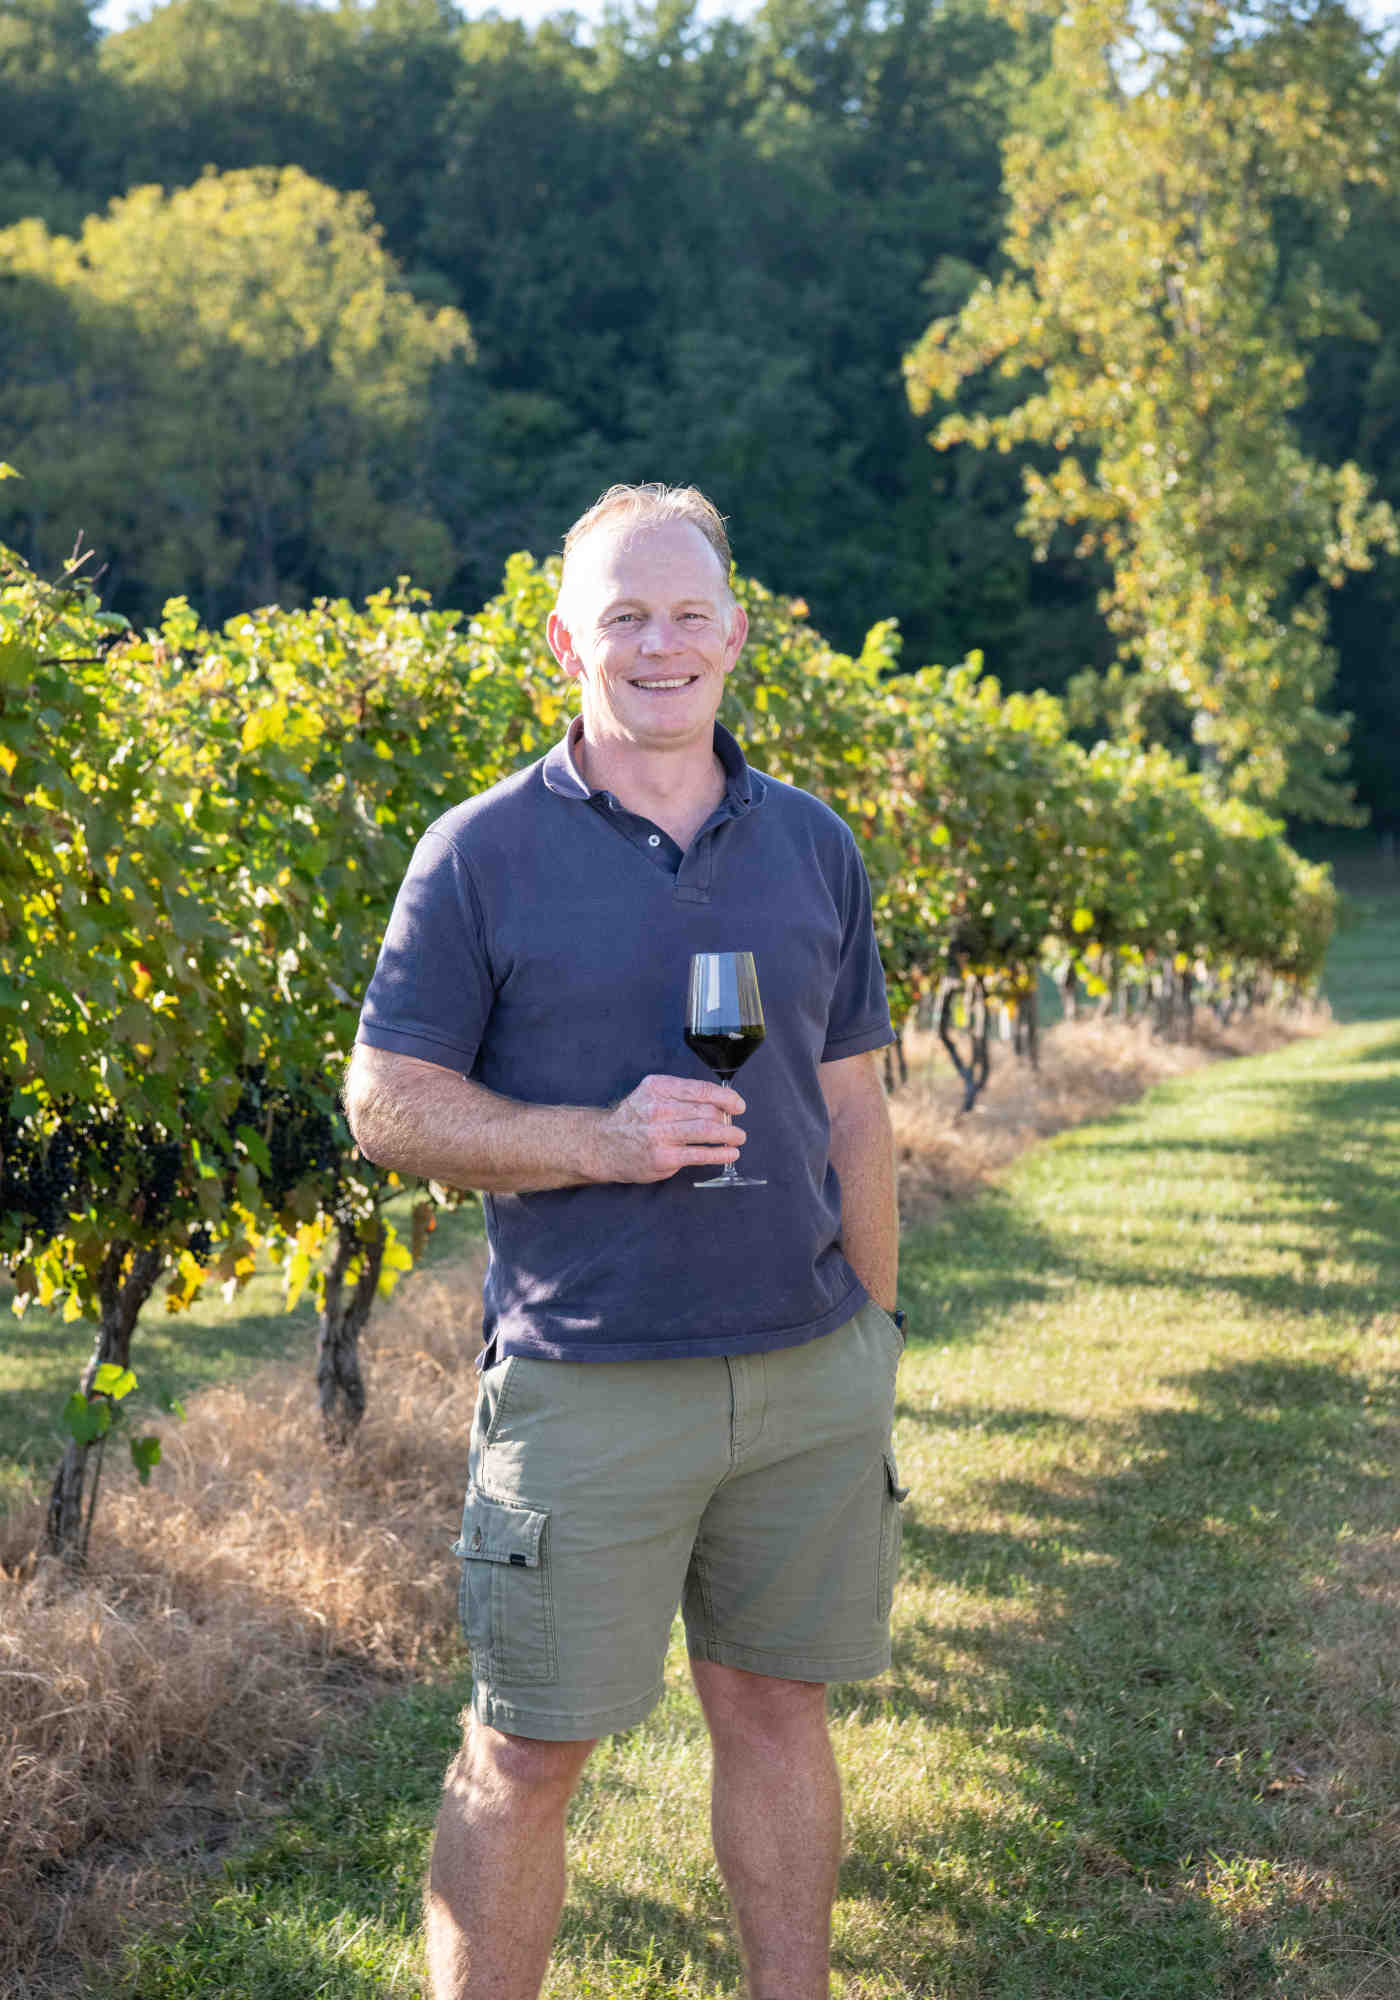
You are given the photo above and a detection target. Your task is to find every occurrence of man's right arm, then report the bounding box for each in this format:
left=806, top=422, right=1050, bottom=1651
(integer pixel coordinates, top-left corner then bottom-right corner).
left=344, top=1043, right=746, bottom=1194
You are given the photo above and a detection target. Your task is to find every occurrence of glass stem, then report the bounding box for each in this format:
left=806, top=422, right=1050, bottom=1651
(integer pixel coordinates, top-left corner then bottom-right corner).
left=720, top=1102, right=739, bottom=1182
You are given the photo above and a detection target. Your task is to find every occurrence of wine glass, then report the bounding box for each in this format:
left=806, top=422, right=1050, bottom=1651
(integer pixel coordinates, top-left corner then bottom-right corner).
left=686, top=950, right=766, bottom=1189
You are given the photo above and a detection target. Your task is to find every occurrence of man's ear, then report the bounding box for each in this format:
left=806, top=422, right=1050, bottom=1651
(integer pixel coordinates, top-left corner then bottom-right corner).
left=721, top=601, right=749, bottom=677
left=547, top=609, right=583, bottom=679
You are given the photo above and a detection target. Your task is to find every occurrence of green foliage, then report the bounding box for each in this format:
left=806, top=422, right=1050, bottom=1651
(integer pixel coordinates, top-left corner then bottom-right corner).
left=0, top=0, right=1056, bottom=686
left=2, top=0, right=1400, bottom=821
left=0, top=167, right=473, bottom=622
left=61, top=1362, right=163, bottom=1486
left=0, top=518, right=1340, bottom=1552
left=469, top=549, right=1338, bottom=1024
left=0, top=0, right=105, bottom=220
left=147, top=574, right=542, bottom=1305
left=0, top=542, right=264, bottom=1323
left=905, top=0, right=1399, bottom=819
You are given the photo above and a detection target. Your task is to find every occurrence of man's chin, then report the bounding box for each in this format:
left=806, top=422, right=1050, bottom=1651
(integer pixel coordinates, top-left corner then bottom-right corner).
left=599, top=705, right=720, bottom=752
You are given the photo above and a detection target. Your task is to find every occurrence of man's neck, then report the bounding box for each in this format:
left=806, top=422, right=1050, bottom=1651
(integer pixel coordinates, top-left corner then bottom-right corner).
left=575, top=728, right=727, bottom=851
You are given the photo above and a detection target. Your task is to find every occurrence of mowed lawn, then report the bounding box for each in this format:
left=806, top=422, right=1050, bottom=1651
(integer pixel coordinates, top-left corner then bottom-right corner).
left=108, top=1014, right=1400, bottom=2000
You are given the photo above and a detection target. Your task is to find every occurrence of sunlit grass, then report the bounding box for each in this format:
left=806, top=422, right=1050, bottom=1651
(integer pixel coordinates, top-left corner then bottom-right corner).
left=100, top=1017, right=1400, bottom=1999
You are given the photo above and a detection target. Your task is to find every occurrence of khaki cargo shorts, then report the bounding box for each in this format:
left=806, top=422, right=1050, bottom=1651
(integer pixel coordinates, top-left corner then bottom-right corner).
left=453, top=1298, right=908, bottom=1741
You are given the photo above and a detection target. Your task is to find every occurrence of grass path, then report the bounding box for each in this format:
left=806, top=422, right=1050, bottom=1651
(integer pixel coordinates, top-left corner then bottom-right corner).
left=110, top=1017, right=1400, bottom=2000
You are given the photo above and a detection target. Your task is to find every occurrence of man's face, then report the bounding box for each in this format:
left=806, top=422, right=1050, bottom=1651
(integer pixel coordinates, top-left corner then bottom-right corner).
left=547, top=519, right=748, bottom=757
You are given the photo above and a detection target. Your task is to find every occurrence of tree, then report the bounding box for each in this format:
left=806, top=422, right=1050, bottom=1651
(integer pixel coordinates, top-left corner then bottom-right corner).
left=0, top=0, right=104, bottom=223
left=0, top=167, right=472, bottom=622
left=1300, top=87, right=1400, bottom=832
left=96, top=0, right=464, bottom=249
left=905, top=0, right=1398, bottom=819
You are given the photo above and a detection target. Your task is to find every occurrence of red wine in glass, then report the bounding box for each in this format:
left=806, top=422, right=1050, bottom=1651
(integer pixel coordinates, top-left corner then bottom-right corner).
left=686, top=950, right=766, bottom=1188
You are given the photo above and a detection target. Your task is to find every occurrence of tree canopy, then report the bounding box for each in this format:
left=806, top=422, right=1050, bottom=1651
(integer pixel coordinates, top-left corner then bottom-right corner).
left=905, top=0, right=1399, bottom=819
left=1, top=0, right=1399, bottom=823
left=0, top=165, right=472, bottom=618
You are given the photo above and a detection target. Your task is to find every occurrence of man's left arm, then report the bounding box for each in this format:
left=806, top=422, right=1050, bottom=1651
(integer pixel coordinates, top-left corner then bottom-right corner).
left=820, top=1049, right=898, bottom=1315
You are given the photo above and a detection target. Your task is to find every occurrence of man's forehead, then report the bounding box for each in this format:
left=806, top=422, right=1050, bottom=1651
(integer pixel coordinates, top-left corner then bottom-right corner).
left=569, top=518, right=729, bottom=601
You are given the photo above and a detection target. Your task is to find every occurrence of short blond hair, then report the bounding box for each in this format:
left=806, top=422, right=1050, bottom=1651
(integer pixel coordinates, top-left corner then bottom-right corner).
left=558, top=483, right=734, bottom=613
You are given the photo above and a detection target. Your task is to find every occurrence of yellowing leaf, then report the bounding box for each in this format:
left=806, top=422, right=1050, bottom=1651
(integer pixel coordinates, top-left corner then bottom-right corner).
left=92, top=1363, right=138, bottom=1400
left=241, top=701, right=288, bottom=752
left=285, top=1247, right=312, bottom=1313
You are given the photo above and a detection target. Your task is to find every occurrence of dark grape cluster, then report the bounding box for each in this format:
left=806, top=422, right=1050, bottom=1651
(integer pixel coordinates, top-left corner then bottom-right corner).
left=229, top=1065, right=344, bottom=1207
left=0, top=1082, right=194, bottom=1252
left=1, top=1065, right=353, bottom=1266
left=0, top=1093, right=84, bottom=1246
left=145, top=1138, right=183, bottom=1213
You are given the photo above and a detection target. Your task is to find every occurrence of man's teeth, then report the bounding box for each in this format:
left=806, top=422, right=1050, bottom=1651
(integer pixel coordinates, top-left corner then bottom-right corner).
left=635, top=677, right=693, bottom=689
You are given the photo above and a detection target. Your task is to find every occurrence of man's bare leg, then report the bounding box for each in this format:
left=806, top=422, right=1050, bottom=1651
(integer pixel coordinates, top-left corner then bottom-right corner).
left=691, top=1660, right=841, bottom=2000
left=425, top=1719, right=596, bottom=2000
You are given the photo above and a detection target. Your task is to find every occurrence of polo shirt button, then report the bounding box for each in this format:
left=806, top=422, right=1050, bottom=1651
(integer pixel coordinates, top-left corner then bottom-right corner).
left=647, top=834, right=661, bottom=847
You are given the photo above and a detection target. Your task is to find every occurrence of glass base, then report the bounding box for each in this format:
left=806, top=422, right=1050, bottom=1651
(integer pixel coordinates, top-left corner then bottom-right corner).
left=694, top=1171, right=767, bottom=1188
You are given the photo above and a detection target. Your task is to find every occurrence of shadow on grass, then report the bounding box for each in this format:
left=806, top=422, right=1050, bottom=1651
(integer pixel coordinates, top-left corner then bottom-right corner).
left=105, top=1034, right=1400, bottom=1999
left=556, top=1879, right=740, bottom=1992
left=901, top=1046, right=1400, bottom=1351
left=825, top=1352, right=1400, bottom=1996
left=819, top=1041, right=1400, bottom=1995
left=899, top=1186, right=1075, bottom=1350
left=111, top=1682, right=464, bottom=1998
left=1340, top=1032, right=1400, bottom=1062
left=0, top=1301, right=321, bottom=1483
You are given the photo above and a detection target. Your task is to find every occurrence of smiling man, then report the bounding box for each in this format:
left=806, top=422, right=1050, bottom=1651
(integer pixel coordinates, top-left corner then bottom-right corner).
left=344, top=484, right=904, bottom=2000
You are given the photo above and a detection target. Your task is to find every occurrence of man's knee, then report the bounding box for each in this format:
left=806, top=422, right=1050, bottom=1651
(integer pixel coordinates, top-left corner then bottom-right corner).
left=692, top=1660, right=829, bottom=1751
left=450, top=1720, right=597, bottom=1816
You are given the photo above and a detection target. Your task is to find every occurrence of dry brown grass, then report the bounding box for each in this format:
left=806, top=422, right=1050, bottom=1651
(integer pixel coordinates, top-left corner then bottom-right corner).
left=0, top=1252, right=485, bottom=1993
left=891, top=1003, right=1331, bottom=1223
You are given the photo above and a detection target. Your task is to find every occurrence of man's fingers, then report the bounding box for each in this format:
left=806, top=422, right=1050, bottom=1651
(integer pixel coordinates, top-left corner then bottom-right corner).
left=639, top=1073, right=746, bottom=1114
left=659, top=1108, right=746, bottom=1146
left=598, top=1075, right=750, bottom=1182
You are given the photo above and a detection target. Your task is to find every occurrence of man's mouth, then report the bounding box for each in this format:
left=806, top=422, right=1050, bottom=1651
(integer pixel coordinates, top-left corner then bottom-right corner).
left=631, top=676, right=697, bottom=691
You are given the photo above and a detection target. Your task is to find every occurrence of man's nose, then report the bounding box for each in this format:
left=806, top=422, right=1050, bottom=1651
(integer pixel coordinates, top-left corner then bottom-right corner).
left=639, top=617, right=679, bottom=654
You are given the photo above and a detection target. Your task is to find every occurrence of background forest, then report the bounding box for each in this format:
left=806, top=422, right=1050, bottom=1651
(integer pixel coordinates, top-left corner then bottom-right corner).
left=2, top=0, right=1399, bottom=827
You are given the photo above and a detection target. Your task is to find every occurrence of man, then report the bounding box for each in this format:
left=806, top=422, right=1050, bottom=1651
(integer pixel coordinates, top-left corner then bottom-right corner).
left=344, top=483, right=904, bottom=2000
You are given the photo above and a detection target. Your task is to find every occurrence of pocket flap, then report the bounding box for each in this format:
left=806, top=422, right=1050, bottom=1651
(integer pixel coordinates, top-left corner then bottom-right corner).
left=455, top=1488, right=548, bottom=1569
left=883, top=1451, right=910, bottom=1504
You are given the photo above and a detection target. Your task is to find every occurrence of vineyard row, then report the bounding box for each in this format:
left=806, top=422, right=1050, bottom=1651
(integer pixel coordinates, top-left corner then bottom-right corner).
left=0, top=540, right=1334, bottom=1551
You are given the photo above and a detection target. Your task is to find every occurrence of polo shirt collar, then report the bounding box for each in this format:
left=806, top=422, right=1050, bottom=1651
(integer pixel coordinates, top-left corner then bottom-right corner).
left=542, top=716, right=762, bottom=813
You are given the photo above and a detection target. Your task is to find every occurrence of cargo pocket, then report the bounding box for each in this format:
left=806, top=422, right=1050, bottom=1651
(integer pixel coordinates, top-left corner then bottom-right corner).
left=877, top=1451, right=910, bottom=1621
left=453, top=1487, right=557, bottom=1685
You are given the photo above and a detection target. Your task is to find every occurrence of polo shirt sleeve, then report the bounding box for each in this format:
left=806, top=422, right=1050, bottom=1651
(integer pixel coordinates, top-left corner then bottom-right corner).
left=822, top=826, right=895, bottom=1061
left=356, top=829, right=494, bottom=1075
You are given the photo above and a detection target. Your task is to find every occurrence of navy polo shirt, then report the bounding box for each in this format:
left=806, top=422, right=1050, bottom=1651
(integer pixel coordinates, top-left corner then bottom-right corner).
left=356, top=720, right=893, bottom=1363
